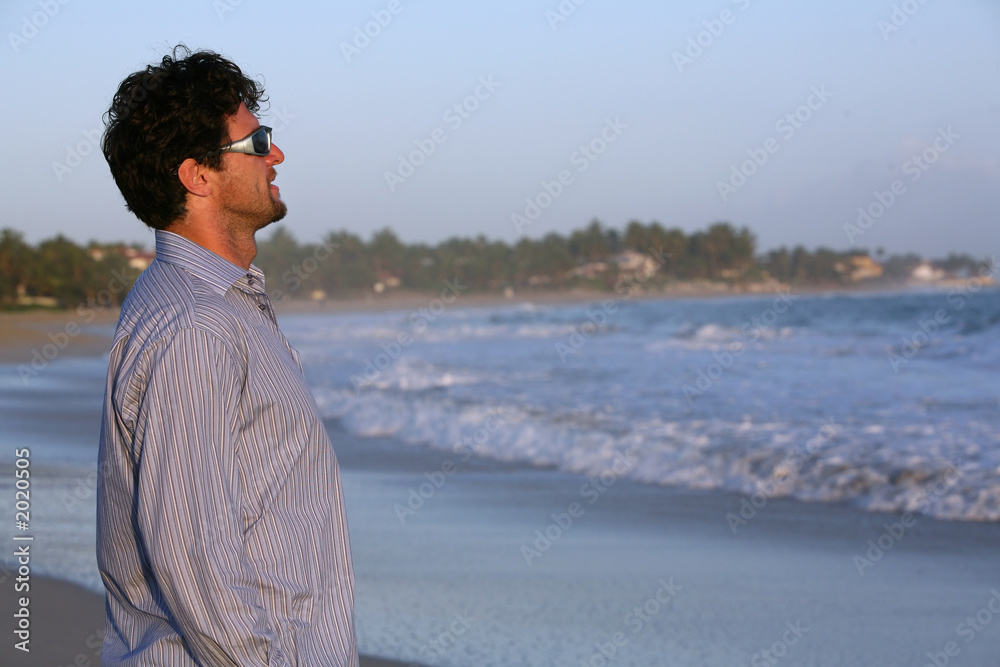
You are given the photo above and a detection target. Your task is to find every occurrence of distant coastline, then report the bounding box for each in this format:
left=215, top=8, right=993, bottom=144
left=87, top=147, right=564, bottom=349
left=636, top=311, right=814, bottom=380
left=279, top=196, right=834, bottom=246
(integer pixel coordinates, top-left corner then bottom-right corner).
left=4, top=220, right=994, bottom=317
left=268, top=279, right=934, bottom=315
left=2, top=278, right=994, bottom=368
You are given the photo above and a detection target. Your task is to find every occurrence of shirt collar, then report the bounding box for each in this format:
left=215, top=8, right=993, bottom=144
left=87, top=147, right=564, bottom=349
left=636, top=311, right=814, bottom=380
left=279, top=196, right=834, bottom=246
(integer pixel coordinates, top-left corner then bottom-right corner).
left=154, top=230, right=265, bottom=296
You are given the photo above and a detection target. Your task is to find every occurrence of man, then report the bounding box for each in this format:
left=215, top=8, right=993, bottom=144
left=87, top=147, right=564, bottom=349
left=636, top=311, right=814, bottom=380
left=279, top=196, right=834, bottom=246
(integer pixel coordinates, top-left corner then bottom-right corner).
left=97, top=46, right=358, bottom=665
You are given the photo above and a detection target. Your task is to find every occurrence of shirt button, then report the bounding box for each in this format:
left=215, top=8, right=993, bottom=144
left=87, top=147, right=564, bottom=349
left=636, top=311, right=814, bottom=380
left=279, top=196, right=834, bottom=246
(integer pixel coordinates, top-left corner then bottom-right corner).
left=258, top=304, right=267, bottom=311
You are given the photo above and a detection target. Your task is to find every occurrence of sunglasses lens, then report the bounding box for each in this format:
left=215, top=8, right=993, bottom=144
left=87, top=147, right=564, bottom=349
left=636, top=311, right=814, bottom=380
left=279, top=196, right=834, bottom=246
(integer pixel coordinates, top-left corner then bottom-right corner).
left=251, top=128, right=270, bottom=155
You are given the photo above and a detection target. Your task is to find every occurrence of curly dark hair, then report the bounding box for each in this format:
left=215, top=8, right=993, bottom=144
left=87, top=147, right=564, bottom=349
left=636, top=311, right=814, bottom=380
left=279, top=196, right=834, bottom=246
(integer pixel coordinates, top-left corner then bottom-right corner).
left=102, top=45, right=268, bottom=230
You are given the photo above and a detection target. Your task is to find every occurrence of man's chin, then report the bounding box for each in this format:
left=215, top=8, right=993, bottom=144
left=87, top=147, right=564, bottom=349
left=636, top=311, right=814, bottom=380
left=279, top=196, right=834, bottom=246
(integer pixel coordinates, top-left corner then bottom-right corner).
left=253, top=201, right=288, bottom=232
left=268, top=200, right=288, bottom=224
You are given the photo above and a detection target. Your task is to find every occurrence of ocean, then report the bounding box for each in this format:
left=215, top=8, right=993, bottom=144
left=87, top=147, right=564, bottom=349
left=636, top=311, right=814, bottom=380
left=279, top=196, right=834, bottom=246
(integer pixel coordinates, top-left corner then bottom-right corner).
left=303, top=286, right=1000, bottom=522
left=1, top=286, right=998, bottom=665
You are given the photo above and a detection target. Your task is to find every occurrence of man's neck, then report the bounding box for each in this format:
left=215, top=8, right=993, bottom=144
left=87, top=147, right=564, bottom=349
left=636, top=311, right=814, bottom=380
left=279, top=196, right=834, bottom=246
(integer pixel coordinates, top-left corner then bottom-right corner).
left=165, top=220, right=257, bottom=269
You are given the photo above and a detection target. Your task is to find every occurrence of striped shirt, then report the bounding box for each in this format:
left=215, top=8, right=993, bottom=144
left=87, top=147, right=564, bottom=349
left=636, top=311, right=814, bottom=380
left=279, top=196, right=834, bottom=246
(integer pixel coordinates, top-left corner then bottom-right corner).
left=97, top=230, right=358, bottom=666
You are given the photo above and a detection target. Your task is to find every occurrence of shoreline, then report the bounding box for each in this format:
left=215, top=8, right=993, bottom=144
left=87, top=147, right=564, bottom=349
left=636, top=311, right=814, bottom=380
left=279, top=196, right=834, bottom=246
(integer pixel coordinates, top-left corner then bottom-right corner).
left=338, top=426, right=1000, bottom=665
left=271, top=278, right=957, bottom=315
left=3, top=422, right=1000, bottom=665
left=1, top=295, right=998, bottom=663
left=0, top=281, right=972, bottom=367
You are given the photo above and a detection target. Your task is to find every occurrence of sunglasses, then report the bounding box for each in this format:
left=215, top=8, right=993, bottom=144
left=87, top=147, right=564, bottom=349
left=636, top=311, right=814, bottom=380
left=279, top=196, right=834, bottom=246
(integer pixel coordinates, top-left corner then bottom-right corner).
left=217, top=125, right=273, bottom=157
left=175, top=125, right=274, bottom=174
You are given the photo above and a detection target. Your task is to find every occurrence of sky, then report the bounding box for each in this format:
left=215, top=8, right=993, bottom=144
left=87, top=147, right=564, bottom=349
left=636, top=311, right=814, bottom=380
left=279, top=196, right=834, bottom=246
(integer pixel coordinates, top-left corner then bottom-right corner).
left=1, top=0, right=998, bottom=258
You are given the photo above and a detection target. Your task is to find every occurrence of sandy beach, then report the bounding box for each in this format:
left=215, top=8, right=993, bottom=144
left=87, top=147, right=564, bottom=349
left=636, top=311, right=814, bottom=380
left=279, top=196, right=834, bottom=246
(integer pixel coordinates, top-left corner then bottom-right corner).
left=0, top=576, right=417, bottom=666
left=0, top=575, right=416, bottom=666
left=0, top=309, right=120, bottom=365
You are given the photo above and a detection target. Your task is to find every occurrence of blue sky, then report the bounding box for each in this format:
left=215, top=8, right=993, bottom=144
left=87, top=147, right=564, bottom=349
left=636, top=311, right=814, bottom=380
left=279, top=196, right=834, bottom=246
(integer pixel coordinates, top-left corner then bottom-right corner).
left=1, top=0, right=998, bottom=257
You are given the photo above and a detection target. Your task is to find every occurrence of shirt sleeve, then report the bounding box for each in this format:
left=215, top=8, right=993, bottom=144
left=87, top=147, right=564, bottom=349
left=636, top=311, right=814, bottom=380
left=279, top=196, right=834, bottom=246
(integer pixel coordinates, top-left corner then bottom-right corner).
left=133, top=327, right=284, bottom=666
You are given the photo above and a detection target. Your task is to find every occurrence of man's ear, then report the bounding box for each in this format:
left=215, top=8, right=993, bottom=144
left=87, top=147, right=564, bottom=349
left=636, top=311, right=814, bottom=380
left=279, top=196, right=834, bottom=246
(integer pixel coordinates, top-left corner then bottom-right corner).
left=176, top=158, right=214, bottom=198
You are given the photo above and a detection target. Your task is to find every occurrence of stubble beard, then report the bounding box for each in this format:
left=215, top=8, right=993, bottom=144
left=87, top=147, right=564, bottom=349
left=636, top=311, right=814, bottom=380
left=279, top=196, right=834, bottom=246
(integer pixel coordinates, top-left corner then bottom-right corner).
left=257, top=165, right=287, bottom=230
left=221, top=170, right=288, bottom=234
left=258, top=195, right=287, bottom=231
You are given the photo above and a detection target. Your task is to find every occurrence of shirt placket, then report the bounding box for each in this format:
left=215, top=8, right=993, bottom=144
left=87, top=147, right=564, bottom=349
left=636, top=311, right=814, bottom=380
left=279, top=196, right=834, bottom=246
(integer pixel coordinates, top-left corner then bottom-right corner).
left=240, top=273, right=304, bottom=371
left=243, top=273, right=278, bottom=326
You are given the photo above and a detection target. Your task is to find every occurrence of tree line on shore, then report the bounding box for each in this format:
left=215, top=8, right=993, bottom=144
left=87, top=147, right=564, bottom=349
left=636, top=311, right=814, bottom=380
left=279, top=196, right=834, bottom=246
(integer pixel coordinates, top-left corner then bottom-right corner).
left=0, top=221, right=989, bottom=309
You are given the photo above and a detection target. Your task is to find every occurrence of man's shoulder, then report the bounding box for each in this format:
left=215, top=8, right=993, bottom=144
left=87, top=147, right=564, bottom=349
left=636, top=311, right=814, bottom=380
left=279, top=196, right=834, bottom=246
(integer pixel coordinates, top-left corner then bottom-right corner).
left=115, top=259, right=246, bottom=356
